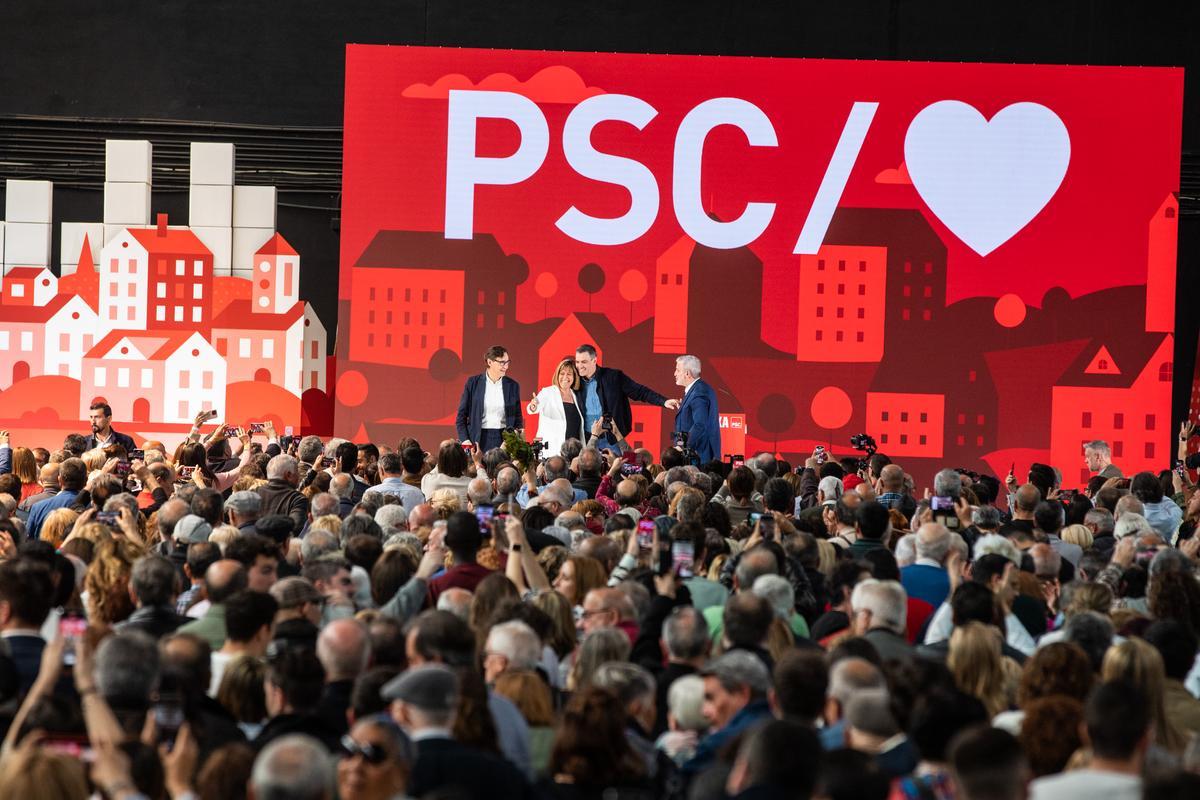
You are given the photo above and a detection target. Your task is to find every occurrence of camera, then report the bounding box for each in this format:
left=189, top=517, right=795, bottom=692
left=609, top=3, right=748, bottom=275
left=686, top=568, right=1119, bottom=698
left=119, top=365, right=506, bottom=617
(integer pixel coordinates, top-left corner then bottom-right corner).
left=849, top=433, right=877, bottom=473
left=672, top=430, right=689, bottom=448
left=530, top=439, right=548, bottom=456
left=601, top=413, right=614, bottom=434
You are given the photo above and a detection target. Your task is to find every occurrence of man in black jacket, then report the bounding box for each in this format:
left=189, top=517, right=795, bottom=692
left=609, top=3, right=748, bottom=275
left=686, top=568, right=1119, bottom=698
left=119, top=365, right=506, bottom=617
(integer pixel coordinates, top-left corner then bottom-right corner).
left=384, top=664, right=530, bottom=798
left=84, top=401, right=138, bottom=452
left=573, top=343, right=678, bottom=449
left=257, top=455, right=310, bottom=536
left=115, top=555, right=190, bottom=639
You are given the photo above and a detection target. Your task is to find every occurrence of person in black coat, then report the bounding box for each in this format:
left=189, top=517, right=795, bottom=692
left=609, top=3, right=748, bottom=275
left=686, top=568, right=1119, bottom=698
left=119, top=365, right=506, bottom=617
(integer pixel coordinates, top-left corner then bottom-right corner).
left=455, top=345, right=523, bottom=453
left=383, top=664, right=532, bottom=798
left=572, top=344, right=677, bottom=449
left=115, top=554, right=191, bottom=640
left=84, top=401, right=138, bottom=453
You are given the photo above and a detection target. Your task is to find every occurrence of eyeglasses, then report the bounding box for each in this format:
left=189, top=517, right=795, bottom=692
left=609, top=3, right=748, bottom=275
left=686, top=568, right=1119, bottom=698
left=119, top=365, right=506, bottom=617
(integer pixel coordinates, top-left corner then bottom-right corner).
left=490, top=358, right=511, bottom=365
left=580, top=608, right=611, bottom=619
left=341, top=735, right=389, bottom=765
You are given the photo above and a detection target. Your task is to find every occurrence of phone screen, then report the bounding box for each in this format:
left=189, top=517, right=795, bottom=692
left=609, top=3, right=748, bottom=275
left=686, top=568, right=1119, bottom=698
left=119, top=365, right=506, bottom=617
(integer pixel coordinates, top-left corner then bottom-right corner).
left=59, top=615, right=87, bottom=666
left=154, top=693, right=185, bottom=750
left=758, top=514, right=775, bottom=542
left=636, top=519, right=655, bottom=549
left=672, top=541, right=695, bottom=579
left=128, top=449, right=144, bottom=461
left=474, top=505, right=494, bottom=537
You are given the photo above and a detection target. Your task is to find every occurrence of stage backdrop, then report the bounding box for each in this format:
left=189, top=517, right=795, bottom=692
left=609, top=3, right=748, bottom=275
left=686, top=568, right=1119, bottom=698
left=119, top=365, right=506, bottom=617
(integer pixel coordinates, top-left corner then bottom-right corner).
left=336, top=45, right=1183, bottom=488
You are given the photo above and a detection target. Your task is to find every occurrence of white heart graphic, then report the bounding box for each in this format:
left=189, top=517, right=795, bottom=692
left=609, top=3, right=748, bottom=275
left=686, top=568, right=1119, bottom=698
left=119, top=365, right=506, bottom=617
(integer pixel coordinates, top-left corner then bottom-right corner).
left=904, top=101, right=1070, bottom=256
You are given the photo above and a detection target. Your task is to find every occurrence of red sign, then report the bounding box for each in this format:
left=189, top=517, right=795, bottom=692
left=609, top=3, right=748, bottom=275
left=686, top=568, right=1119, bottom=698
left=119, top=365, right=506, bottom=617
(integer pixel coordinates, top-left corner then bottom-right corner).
left=337, top=46, right=1182, bottom=485
left=720, top=414, right=747, bottom=460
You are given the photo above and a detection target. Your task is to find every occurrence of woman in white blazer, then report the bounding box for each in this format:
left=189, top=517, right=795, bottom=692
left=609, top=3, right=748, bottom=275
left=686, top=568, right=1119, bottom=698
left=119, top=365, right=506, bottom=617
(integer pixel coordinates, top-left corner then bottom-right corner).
left=527, top=358, right=585, bottom=457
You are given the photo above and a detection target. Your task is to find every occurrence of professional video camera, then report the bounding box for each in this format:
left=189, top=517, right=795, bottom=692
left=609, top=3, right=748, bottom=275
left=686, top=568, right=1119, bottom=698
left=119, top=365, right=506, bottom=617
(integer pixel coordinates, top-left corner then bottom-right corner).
left=849, top=432, right=877, bottom=473
left=672, top=430, right=700, bottom=467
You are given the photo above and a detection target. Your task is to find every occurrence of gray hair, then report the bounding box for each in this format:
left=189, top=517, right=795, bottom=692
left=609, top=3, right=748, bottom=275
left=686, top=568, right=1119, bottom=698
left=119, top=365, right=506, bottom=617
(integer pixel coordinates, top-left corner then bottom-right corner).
left=554, top=511, right=587, bottom=531
left=972, top=505, right=1002, bottom=530
left=818, top=475, right=843, bottom=503
left=1084, top=507, right=1115, bottom=536
left=375, top=504, right=409, bottom=536
left=592, top=661, right=656, bottom=706
left=316, top=618, right=371, bottom=680
left=932, top=468, right=962, bottom=499
left=297, top=435, right=325, bottom=465
left=267, top=454, right=299, bottom=481
left=384, top=532, right=423, bottom=553
left=751, top=574, right=794, bottom=620
left=974, top=533, right=1021, bottom=566
left=301, top=529, right=340, bottom=563
left=828, top=657, right=885, bottom=705
left=130, top=555, right=179, bottom=607
left=323, top=438, right=348, bottom=459
left=226, top=491, right=263, bottom=519
left=467, top=477, right=493, bottom=507
left=250, top=734, right=333, bottom=800
left=894, top=533, right=917, bottom=567
left=1084, top=440, right=1111, bottom=458
left=486, top=620, right=542, bottom=672
left=495, top=466, right=521, bottom=497
left=1114, top=512, right=1153, bottom=539
left=1150, top=548, right=1194, bottom=577
left=309, top=492, right=338, bottom=519
left=850, top=579, right=907, bottom=635
left=667, top=674, right=707, bottom=731
left=663, top=606, right=709, bottom=660
left=676, top=355, right=702, bottom=378
left=102, top=492, right=139, bottom=518
left=701, top=650, right=771, bottom=697
left=95, top=630, right=160, bottom=704
left=915, top=523, right=952, bottom=563
left=1113, top=494, right=1144, bottom=520
left=329, top=472, right=354, bottom=499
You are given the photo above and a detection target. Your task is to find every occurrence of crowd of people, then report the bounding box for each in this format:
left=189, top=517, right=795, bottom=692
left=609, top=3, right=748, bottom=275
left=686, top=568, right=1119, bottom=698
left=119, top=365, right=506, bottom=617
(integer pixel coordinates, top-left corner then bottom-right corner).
left=0, top=402, right=1198, bottom=799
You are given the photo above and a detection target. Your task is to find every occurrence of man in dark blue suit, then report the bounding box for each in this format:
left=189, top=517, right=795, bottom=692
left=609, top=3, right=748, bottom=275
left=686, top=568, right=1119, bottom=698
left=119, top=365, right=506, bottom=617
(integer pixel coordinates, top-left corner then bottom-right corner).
left=672, top=355, right=721, bottom=464
left=455, top=345, right=523, bottom=453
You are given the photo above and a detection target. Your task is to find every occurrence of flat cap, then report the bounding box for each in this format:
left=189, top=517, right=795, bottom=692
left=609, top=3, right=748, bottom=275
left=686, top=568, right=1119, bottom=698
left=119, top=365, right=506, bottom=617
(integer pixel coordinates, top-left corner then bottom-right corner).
left=173, top=514, right=212, bottom=544
left=270, top=576, right=322, bottom=609
left=381, top=664, right=459, bottom=711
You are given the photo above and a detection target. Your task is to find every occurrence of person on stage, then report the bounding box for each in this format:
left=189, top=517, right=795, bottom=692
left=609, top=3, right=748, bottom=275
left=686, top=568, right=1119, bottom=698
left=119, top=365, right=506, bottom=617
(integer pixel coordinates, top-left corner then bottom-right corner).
left=572, top=344, right=679, bottom=449
left=671, top=355, right=721, bottom=464
left=526, top=358, right=585, bottom=457
left=455, top=345, right=523, bottom=453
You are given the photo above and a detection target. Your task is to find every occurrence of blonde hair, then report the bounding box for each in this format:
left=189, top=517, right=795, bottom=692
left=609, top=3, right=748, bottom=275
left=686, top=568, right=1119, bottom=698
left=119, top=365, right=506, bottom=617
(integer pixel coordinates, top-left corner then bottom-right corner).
left=84, top=537, right=146, bottom=625
left=81, top=448, right=107, bottom=472
left=816, top=539, right=837, bottom=577
left=209, top=524, right=240, bottom=554
left=310, top=514, right=342, bottom=534
left=430, top=488, right=461, bottom=519
left=1101, top=637, right=1186, bottom=754
left=232, top=476, right=268, bottom=493
left=948, top=622, right=1011, bottom=717
left=70, top=521, right=113, bottom=546
left=0, top=742, right=88, bottom=799
left=41, top=508, right=79, bottom=548
left=1060, top=524, right=1093, bottom=550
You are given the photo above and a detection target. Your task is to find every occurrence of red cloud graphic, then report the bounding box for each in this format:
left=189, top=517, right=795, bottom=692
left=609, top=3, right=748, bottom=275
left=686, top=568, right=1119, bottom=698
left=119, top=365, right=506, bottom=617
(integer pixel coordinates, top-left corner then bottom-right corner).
left=875, top=162, right=912, bottom=184
left=402, top=65, right=604, bottom=104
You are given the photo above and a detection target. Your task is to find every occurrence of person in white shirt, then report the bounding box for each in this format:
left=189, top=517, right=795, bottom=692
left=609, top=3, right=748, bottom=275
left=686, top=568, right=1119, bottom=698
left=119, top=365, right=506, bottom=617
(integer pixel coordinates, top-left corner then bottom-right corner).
left=455, top=345, right=523, bottom=454
left=526, top=358, right=585, bottom=457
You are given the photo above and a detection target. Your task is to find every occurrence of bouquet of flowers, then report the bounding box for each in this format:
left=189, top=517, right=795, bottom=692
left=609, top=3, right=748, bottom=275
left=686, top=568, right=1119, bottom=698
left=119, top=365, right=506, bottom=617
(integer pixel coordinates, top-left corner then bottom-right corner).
left=500, top=428, right=544, bottom=472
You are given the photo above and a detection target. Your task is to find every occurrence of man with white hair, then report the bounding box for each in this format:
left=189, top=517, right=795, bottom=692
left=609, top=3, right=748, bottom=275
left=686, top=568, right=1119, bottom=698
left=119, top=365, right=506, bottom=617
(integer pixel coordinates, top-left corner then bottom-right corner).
left=375, top=504, right=408, bottom=538
left=819, top=656, right=887, bottom=749
left=329, top=473, right=355, bottom=518
left=850, top=579, right=913, bottom=662
left=671, top=354, right=720, bottom=463
left=258, top=454, right=309, bottom=536
left=465, top=476, right=493, bottom=510
left=1114, top=512, right=1154, bottom=540
left=483, top=620, right=542, bottom=684
left=436, top=587, right=473, bottom=620
left=225, top=490, right=262, bottom=536
left=899, top=523, right=952, bottom=608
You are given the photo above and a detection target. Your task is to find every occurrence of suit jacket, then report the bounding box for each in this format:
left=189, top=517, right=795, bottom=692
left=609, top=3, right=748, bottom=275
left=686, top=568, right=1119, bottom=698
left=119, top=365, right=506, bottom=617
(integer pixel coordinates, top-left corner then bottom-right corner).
left=84, top=428, right=138, bottom=453
left=411, top=736, right=531, bottom=799
left=572, top=366, right=667, bottom=444
left=456, top=373, right=523, bottom=444
left=674, top=379, right=721, bottom=463
left=3, top=634, right=45, bottom=696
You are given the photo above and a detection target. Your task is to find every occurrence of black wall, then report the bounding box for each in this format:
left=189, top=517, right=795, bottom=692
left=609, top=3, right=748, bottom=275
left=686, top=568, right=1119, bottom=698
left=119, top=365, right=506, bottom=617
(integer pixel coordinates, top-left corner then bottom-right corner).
left=1, top=1, right=1197, bottom=416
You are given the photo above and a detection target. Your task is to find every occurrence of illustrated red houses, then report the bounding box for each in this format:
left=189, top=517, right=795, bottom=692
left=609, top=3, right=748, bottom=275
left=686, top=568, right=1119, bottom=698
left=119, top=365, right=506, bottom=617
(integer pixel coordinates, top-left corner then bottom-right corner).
left=1050, top=333, right=1173, bottom=487
left=2, top=267, right=57, bottom=306
left=652, top=236, right=692, bottom=353
left=132, top=219, right=214, bottom=336
left=796, top=245, right=888, bottom=362
left=349, top=231, right=527, bottom=369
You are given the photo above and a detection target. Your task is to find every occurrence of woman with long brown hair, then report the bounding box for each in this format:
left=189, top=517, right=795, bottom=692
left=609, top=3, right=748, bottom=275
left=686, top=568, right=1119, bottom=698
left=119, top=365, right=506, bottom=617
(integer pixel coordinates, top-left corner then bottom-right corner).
left=543, top=687, right=651, bottom=799
left=10, top=447, right=40, bottom=503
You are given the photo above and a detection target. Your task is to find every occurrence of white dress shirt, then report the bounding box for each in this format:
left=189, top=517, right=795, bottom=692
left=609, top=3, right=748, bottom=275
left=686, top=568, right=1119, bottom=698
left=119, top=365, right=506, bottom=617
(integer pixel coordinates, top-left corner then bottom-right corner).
left=482, top=375, right=505, bottom=429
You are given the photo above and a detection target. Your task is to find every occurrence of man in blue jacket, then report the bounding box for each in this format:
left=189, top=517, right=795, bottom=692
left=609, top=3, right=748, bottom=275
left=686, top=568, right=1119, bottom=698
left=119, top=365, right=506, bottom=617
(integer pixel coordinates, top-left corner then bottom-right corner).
left=672, top=355, right=721, bottom=464
left=455, top=345, right=523, bottom=453
left=573, top=344, right=678, bottom=449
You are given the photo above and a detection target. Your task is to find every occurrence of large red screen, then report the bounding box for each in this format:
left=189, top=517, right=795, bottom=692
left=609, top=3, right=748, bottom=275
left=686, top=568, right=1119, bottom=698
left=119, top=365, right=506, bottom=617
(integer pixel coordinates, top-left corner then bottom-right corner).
left=337, top=45, right=1182, bottom=487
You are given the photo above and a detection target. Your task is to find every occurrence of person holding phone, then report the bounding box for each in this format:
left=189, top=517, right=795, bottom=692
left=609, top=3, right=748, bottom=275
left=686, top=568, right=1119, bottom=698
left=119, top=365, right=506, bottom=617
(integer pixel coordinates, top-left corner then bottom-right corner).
left=455, top=345, right=523, bottom=454
left=526, top=358, right=585, bottom=457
